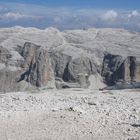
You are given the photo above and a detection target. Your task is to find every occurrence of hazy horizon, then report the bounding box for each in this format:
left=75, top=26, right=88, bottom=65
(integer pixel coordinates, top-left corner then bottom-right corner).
left=0, top=1, right=140, bottom=31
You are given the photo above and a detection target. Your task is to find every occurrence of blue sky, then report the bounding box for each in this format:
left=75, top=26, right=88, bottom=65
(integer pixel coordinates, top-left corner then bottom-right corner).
left=0, top=0, right=140, bottom=31
left=0, top=0, right=140, bottom=9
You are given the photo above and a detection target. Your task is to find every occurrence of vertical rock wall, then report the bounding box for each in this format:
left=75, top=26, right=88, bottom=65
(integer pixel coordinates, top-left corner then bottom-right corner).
left=18, top=42, right=54, bottom=88
left=135, top=63, right=140, bottom=82
left=102, top=54, right=140, bottom=86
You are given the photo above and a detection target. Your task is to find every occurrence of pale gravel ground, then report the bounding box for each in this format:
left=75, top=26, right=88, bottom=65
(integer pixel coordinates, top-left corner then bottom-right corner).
left=0, top=89, right=140, bottom=140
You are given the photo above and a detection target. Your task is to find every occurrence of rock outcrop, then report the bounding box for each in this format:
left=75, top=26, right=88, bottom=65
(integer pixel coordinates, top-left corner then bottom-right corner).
left=0, top=27, right=140, bottom=92
left=17, top=42, right=53, bottom=87
left=0, top=46, right=22, bottom=92
left=0, top=42, right=55, bottom=92
left=134, top=61, right=140, bottom=82
left=102, top=53, right=140, bottom=89
left=51, top=50, right=98, bottom=88
left=122, top=56, right=140, bottom=83
left=101, top=53, right=124, bottom=86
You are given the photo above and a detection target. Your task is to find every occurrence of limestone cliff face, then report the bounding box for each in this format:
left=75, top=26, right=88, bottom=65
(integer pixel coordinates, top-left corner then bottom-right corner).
left=123, top=56, right=136, bottom=82
left=102, top=54, right=140, bottom=86
left=18, top=42, right=52, bottom=87
left=0, top=46, right=22, bottom=92
left=0, top=42, right=55, bottom=92
left=0, top=27, right=140, bottom=91
left=101, top=53, right=124, bottom=86
left=51, top=52, right=97, bottom=88
left=120, top=56, right=140, bottom=83
left=135, top=63, right=140, bottom=82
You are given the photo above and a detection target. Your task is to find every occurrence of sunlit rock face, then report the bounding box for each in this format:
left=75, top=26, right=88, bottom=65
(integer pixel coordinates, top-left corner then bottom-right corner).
left=0, top=27, right=140, bottom=92
left=135, top=63, right=140, bottom=82
left=17, top=42, right=52, bottom=87
left=0, top=42, right=55, bottom=92
left=119, top=56, right=140, bottom=83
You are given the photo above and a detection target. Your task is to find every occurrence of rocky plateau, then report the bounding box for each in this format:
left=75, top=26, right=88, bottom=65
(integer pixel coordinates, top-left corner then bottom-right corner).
left=0, top=27, right=140, bottom=92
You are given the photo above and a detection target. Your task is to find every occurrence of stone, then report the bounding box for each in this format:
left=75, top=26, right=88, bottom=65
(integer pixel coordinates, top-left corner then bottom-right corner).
left=119, top=56, right=140, bottom=83
left=0, top=46, right=12, bottom=64
left=0, top=27, right=140, bottom=92
left=135, top=62, right=140, bottom=82
left=55, top=78, right=80, bottom=89
left=17, top=42, right=55, bottom=88
left=51, top=52, right=97, bottom=88
left=0, top=42, right=55, bottom=92
left=102, top=53, right=140, bottom=87
left=101, top=53, right=124, bottom=86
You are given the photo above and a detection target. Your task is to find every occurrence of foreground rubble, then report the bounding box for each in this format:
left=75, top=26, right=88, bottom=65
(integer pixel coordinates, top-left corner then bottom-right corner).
left=0, top=89, right=139, bottom=140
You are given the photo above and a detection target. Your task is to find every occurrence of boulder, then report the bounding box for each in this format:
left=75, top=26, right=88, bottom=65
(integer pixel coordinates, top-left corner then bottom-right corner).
left=55, top=78, right=80, bottom=89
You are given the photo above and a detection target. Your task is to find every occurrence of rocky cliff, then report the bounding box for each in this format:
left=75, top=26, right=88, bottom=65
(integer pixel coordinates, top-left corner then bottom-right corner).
left=0, top=42, right=55, bottom=92
left=102, top=54, right=140, bottom=87
left=0, top=27, right=140, bottom=92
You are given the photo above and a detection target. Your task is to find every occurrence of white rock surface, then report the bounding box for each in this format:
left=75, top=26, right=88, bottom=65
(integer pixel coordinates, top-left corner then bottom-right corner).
left=88, top=74, right=106, bottom=90
left=0, top=27, right=140, bottom=64
left=0, top=89, right=139, bottom=140
left=0, top=27, right=140, bottom=91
